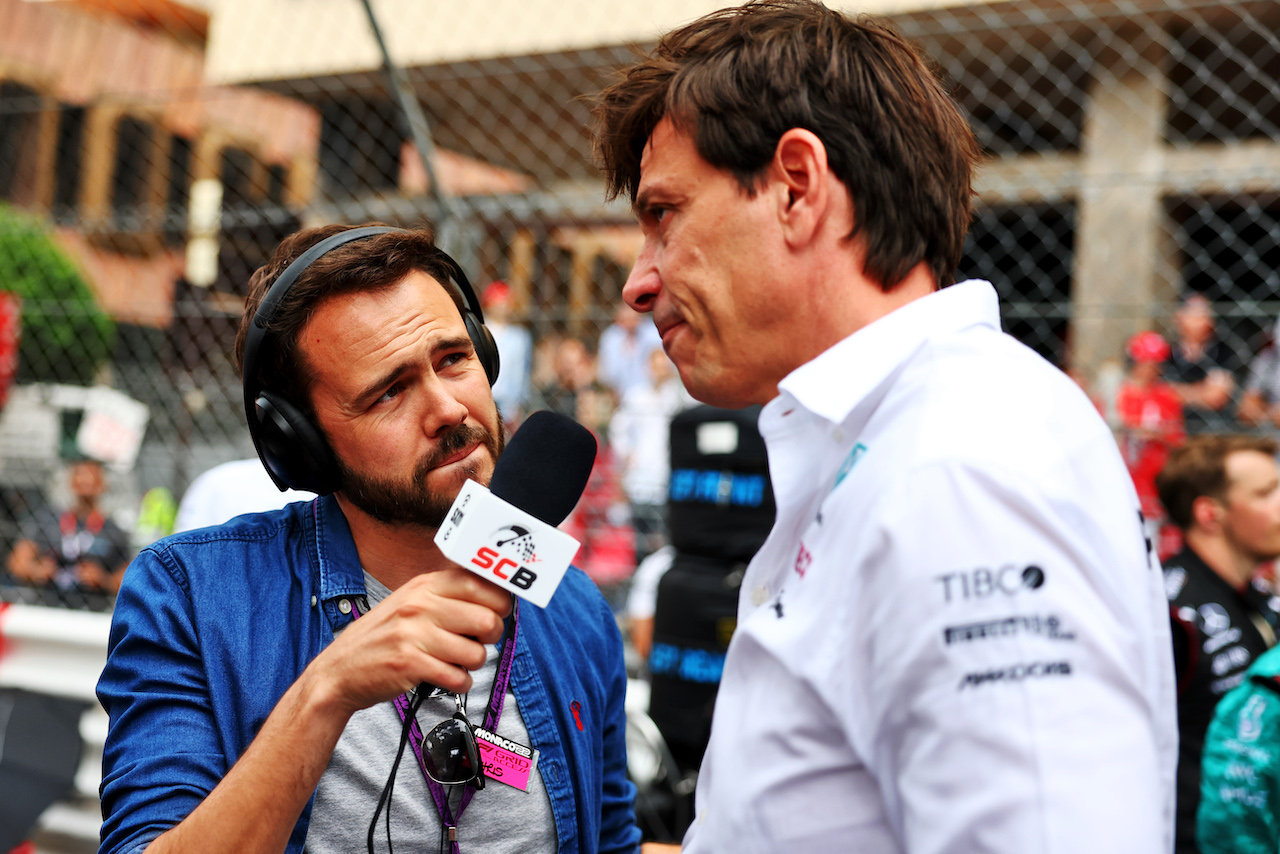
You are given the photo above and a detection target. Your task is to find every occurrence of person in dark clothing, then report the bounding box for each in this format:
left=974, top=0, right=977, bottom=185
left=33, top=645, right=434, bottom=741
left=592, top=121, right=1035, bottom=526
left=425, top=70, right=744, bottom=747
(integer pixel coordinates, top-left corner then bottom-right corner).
left=1165, top=294, right=1239, bottom=434
left=1157, top=434, right=1280, bottom=853
left=6, top=457, right=132, bottom=602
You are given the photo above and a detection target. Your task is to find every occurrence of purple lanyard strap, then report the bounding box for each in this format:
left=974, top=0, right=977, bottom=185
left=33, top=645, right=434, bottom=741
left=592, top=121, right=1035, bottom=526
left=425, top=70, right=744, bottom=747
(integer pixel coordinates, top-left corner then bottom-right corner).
left=352, top=596, right=520, bottom=853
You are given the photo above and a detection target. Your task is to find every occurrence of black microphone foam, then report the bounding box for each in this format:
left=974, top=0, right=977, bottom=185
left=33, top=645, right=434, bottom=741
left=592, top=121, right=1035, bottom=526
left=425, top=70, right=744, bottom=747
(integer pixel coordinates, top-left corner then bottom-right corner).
left=489, top=410, right=598, bottom=526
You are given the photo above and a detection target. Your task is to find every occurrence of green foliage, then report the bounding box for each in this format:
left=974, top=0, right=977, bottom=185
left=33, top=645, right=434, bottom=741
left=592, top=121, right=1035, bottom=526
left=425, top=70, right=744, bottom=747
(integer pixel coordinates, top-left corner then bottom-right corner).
left=0, top=204, right=116, bottom=384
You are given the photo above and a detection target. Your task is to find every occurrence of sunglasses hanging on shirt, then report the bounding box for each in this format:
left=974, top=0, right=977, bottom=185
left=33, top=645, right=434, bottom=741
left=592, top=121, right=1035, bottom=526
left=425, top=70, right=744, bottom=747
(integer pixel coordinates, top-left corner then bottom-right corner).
left=422, top=693, right=485, bottom=787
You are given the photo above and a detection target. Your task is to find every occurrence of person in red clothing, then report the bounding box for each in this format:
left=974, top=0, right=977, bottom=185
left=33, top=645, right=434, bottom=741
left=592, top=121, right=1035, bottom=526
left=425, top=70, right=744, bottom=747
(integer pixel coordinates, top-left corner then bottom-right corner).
left=1117, top=331, right=1186, bottom=556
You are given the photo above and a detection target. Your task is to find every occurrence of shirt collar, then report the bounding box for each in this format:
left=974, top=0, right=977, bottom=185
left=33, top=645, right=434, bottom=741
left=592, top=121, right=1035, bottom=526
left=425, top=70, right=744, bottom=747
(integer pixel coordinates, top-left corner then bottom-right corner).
left=308, top=493, right=367, bottom=603
left=774, top=279, right=1000, bottom=426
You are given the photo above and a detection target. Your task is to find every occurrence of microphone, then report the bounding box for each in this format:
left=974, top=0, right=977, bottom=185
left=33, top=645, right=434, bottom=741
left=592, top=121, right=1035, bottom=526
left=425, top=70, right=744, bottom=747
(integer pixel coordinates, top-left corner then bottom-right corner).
left=435, top=411, right=598, bottom=607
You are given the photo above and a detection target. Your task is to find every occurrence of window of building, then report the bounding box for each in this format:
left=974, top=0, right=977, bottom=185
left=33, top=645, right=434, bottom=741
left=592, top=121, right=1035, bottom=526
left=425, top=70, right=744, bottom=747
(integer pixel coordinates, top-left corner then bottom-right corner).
left=908, top=27, right=1091, bottom=156
left=0, top=81, right=44, bottom=207
left=957, top=202, right=1076, bottom=367
left=1169, top=194, right=1280, bottom=368
left=267, top=163, right=288, bottom=206
left=219, top=146, right=257, bottom=215
left=319, top=94, right=403, bottom=198
left=52, top=104, right=85, bottom=224
left=1167, top=10, right=1280, bottom=145
left=111, top=116, right=155, bottom=229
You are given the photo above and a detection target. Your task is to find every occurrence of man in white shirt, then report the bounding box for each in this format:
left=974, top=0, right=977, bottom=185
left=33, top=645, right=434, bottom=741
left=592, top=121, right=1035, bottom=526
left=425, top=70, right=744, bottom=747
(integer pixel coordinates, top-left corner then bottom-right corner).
left=174, top=458, right=315, bottom=532
left=594, top=2, right=1178, bottom=852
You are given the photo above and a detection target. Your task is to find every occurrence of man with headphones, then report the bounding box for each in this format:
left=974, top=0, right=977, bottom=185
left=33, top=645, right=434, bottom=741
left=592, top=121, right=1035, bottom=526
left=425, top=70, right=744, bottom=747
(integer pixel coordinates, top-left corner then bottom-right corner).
left=1157, top=434, right=1280, bottom=853
left=96, top=225, right=641, bottom=854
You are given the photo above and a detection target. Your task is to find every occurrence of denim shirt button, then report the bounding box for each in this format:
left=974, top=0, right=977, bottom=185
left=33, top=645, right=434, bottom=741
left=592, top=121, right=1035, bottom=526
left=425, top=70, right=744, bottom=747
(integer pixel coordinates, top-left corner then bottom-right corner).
left=310, top=595, right=317, bottom=608
left=338, top=598, right=352, bottom=614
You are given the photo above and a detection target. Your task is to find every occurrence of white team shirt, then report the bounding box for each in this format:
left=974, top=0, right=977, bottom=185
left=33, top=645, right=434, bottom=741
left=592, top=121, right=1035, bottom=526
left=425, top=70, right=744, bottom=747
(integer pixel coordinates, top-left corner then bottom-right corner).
left=683, top=281, right=1177, bottom=854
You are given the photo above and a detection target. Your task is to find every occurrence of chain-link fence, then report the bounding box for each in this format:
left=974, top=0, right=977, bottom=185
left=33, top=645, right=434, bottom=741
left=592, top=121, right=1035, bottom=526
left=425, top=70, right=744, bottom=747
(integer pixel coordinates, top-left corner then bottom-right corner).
left=1, top=0, right=1278, bottom=609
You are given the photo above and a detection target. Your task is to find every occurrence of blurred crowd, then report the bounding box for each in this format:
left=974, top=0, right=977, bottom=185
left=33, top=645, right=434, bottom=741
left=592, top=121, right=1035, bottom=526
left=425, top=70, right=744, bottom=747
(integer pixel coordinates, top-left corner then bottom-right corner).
left=1080, top=293, right=1280, bottom=560
left=0, top=283, right=696, bottom=615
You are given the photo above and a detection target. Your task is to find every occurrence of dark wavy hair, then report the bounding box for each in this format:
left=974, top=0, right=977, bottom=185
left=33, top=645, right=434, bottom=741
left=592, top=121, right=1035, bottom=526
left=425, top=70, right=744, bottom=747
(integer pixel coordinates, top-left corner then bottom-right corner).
left=593, top=0, right=981, bottom=290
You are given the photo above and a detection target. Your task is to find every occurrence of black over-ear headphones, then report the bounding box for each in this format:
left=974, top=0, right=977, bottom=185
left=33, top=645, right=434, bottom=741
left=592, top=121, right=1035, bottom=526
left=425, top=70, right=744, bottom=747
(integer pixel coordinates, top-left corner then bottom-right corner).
left=242, top=225, right=500, bottom=496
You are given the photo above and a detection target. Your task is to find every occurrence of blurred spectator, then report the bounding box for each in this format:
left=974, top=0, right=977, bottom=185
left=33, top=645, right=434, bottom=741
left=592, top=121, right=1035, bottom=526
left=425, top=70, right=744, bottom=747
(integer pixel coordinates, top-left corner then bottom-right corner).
left=5, top=456, right=132, bottom=598
left=610, top=349, right=694, bottom=564
left=531, top=336, right=598, bottom=422
left=626, top=544, right=675, bottom=661
left=597, top=303, right=662, bottom=399
left=1239, top=318, right=1280, bottom=430
left=561, top=432, right=634, bottom=608
left=175, top=458, right=315, bottom=533
left=1166, top=294, right=1238, bottom=434
left=481, top=281, right=533, bottom=433
left=134, top=486, right=178, bottom=547
left=1156, top=434, right=1280, bottom=854
left=1116, top=331, right=1186, bottom=545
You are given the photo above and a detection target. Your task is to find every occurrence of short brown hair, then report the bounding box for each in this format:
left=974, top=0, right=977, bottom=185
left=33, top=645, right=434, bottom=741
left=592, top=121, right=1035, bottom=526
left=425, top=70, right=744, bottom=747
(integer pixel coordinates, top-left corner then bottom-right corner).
left=593, top=0, right=981, bottom=290
left=1156, top=434, right=1280, bottom=530
left=234, top=224, right=465, bottom=412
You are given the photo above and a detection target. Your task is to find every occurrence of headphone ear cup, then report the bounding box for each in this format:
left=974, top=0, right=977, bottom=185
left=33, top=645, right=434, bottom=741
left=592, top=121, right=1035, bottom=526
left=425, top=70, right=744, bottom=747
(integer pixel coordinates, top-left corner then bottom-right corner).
left=254, top=390, right=341, bottom=495
left=466, top=312, right=501, bottom=387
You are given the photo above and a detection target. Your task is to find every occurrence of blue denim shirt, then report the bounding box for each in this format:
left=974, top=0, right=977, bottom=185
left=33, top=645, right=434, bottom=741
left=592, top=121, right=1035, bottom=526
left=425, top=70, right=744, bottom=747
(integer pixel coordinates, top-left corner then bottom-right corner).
left=97, top=495, right=640, bottom=854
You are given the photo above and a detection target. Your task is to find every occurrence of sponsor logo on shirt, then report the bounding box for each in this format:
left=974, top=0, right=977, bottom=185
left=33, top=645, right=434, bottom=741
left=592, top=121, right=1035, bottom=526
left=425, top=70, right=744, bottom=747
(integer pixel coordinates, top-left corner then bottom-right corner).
left=1212, top=645, right=1252, bottom=677
left=1211, top=672, right=1248, bottom=695
left=1238, top=695, right=1268, bottom=742
left=834, top=443, right=867, bottom=488
left=1164, top=567, right=1188, bottom=600
left=1204, top=626, right=1242, bottom=655
left=1199, top=602, right=1232, bottom=636
left=958, top=660, right=1072, bottom=690
left=935, top=565, right=1046, bottom=604
left=794, top=543, right=812, bottom=578
left=943, top=614, right=1076, bottom=645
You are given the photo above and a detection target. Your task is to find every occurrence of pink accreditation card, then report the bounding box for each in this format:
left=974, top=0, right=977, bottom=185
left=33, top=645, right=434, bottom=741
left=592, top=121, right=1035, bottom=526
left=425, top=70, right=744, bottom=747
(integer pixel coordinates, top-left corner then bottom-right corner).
left=474, top=726, right=539, bottom=792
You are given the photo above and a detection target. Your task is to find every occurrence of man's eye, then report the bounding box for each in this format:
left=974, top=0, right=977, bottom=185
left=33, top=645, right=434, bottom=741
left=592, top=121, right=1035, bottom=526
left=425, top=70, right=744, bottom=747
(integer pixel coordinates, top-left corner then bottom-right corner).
left=376, top=384, right=402, bottom=404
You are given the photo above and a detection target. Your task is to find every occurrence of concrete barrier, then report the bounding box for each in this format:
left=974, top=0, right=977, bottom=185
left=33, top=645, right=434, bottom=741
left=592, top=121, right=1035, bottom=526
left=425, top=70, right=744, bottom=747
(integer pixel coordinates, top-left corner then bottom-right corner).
left=0, top=602, right=110, bottom=854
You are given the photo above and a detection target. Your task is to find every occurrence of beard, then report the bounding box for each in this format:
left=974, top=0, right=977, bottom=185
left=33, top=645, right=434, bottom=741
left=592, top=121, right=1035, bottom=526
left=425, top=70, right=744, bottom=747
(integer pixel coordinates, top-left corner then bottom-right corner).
left=335, top=420, right=505, bottom=529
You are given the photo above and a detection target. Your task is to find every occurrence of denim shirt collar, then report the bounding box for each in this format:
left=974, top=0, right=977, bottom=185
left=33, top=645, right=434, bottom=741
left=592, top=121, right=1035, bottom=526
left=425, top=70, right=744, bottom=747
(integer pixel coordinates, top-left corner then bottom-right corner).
left=306, top=494, right=369, bottom=631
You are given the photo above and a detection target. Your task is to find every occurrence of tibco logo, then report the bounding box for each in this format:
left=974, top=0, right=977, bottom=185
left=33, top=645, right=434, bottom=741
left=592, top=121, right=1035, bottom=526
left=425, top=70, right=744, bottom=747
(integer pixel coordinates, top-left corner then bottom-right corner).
left=935, top=565, right=1045, bottom=604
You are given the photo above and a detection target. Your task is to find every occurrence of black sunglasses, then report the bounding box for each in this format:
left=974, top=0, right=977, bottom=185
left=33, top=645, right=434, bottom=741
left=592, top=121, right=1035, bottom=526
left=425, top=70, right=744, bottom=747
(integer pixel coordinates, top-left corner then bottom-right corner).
left=421, top=693, right=485, bottom=789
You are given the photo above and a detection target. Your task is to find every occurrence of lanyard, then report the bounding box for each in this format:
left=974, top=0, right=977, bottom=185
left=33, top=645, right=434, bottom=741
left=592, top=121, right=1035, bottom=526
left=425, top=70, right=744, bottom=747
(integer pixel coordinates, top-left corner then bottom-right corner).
left=352, top=595, right=519, bottom=853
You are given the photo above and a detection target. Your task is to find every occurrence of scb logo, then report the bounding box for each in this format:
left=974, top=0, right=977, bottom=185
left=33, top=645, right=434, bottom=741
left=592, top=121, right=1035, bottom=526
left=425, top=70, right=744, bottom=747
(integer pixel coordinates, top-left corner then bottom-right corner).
left=471, top=525, right=539, bottom=590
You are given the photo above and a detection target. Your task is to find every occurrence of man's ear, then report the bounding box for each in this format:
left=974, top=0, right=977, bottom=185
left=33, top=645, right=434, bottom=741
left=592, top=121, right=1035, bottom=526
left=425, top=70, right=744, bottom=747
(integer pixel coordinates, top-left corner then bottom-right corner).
left=1191, top=494, right=1224, bottom=533
left=771, top=128, right=834, bottom=250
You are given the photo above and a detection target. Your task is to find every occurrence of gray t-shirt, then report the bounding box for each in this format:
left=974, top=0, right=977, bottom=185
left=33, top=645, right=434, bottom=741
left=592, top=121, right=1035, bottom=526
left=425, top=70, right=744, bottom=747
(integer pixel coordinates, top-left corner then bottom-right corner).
left=306, top=572, right=558, bottom=853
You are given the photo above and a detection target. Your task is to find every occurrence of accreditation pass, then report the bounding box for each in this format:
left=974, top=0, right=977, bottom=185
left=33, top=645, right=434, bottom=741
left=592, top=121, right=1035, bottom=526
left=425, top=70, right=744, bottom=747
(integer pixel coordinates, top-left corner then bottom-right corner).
left=473, top=726, right=540, bottom=792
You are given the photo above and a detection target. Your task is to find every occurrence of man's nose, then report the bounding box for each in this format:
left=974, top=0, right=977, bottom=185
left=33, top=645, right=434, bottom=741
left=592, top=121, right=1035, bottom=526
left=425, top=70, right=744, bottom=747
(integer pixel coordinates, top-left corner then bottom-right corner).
left=419, top=375, right=469, bottom=437
left=622, top=242, right=659, bottom=313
